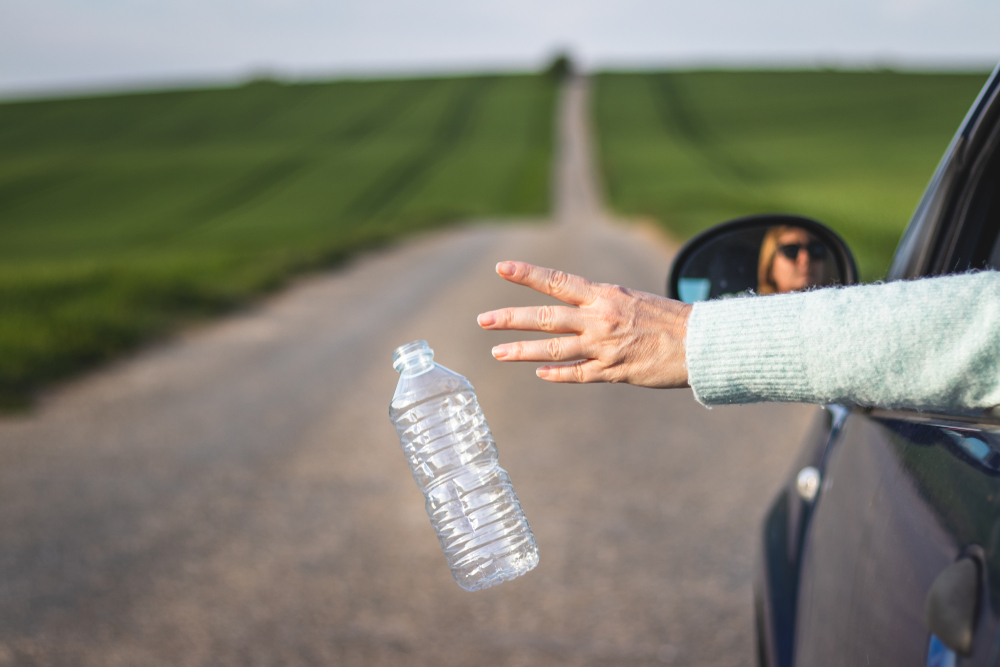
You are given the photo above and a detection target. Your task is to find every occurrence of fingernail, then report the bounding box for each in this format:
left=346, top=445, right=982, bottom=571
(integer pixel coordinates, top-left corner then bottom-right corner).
left=492, top=345, right=507, bottom=359
left=497, top=262, right=515, bottom=277
left=536, top=366, right=549, bottom=378
left=477, top=312, right=495, bottom=327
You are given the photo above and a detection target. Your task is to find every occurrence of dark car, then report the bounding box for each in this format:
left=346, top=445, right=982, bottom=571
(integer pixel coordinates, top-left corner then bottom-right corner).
left=668, top=64, right=1000, bottom=666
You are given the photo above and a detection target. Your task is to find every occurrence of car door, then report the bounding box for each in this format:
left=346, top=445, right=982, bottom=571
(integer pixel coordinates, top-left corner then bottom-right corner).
left=790, top=65, right=1000, bottom=666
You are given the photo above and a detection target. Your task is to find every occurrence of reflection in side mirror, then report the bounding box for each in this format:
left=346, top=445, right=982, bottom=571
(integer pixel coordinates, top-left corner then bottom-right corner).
left=667, top=214, right=859, bottom=303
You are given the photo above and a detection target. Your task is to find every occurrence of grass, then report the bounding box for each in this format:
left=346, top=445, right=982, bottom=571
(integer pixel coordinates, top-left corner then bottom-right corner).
left=593, top=70, right=990, bottom=281
left=0, top=74, right=558, bottom=408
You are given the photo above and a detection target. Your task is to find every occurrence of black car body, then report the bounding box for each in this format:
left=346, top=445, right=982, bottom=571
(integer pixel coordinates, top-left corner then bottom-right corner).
left=756, top=64, right=1000, bottom=667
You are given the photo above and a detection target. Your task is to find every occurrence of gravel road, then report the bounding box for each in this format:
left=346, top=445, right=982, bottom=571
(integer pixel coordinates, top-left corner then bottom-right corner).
left=0, top=78, right=816, bottom=667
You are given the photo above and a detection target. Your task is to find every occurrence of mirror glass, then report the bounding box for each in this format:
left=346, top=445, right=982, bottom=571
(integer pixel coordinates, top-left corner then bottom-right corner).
left=674, top=223, right=847, bottom=304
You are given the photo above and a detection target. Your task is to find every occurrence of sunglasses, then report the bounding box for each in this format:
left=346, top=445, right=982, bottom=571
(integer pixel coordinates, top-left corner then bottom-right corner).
left=777, top=242, right=827, bottom=261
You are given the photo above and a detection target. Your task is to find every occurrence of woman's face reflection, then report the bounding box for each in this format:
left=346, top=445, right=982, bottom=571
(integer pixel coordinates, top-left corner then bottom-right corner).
left=769, top=228, right=826, bottom=294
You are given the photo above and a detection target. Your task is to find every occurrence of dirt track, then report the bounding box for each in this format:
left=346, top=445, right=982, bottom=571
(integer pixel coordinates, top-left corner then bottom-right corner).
left=0, top=78, right=816, bottom=667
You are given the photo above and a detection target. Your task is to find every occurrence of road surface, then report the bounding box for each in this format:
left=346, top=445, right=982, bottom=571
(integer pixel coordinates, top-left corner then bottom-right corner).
left=0, top=78, right=816, bottom=667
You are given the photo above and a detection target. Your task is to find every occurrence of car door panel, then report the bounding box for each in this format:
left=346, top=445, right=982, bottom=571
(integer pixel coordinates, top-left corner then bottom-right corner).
left=794, top=412, right=1000, bottom=665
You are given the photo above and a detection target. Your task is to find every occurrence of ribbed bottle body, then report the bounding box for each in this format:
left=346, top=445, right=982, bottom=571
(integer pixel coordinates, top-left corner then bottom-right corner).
left=390, top=357, right=538, bottom=591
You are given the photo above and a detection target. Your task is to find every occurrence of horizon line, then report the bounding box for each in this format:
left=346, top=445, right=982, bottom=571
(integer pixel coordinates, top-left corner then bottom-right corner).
left=2, top=56, right=997, bottom=104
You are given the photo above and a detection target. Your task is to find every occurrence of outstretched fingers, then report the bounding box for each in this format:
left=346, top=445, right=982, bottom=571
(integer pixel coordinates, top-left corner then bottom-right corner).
left=477, top=304, right=583, bottom=333
left=495, top=261, right=597, bottom=306
left=491, top=336, right=586, bottom=363
left=535, top=361, right=603, bottom=383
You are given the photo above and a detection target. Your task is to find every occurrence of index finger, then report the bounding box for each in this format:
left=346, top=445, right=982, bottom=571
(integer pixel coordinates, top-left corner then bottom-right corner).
left=495, top=261, right=597, bottom=306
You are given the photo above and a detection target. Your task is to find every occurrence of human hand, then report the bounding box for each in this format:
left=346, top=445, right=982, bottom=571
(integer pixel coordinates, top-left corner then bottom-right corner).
left=477, top=261, right=692, bottom=387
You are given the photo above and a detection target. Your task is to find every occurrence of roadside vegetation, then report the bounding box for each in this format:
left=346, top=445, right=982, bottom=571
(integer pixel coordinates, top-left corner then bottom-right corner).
left=0, top=74, right=557, bottom=408
left=593, top=70, right=989, bottom=281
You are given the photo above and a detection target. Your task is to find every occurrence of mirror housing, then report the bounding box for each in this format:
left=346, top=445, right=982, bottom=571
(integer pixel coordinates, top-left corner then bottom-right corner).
left=667, top=214, right=859, bottom=303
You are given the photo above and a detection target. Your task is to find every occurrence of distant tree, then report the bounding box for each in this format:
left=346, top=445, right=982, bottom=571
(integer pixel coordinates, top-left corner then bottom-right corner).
left=243, top=69, right=286, bottom=87
left=545, top=53, right=575, bottom=81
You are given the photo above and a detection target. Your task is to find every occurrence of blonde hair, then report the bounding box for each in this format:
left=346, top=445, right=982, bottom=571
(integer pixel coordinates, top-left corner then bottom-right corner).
left=757, top=225, right=796, bottom=295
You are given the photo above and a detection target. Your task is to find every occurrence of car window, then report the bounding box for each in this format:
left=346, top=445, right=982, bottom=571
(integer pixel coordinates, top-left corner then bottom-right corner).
left=949, top=135, right=1000, bottom=272
left=990, top=220, right=1000, bottom=269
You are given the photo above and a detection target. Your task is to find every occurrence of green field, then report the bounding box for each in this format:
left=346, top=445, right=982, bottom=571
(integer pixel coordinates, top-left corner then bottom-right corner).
left=593, top=70, right=989, bottom=280
left=0, top=74, right=557, bottom=407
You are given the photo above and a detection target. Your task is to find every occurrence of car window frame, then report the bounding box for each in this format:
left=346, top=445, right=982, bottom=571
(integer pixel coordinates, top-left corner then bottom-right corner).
left=888, top=65, right=1000, bottom=281
left=932, top=118, right=1000, bottom=274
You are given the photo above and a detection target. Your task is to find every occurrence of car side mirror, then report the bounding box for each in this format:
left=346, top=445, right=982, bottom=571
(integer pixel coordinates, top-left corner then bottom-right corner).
left=667, top=214, right=860, bottom=303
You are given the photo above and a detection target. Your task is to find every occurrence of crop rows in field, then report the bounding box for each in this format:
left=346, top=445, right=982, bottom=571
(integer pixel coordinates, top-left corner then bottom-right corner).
left=0, top=74, right=557, bottom=407
left=593, top=70, right=989, bottom=280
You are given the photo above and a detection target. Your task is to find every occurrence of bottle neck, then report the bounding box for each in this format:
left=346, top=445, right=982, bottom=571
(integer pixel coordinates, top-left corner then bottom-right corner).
left=392, top=340, right=435, bottom=376
left=398, top=354, right=435, bottom=377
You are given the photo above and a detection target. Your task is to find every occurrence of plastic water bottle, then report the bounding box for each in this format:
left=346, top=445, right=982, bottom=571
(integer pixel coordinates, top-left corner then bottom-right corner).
left=389, top=340, right=539, bottom=591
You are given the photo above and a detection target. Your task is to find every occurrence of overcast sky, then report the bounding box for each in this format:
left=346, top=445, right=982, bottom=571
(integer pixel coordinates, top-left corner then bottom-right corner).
left=2, top=0, right=998, bottom=96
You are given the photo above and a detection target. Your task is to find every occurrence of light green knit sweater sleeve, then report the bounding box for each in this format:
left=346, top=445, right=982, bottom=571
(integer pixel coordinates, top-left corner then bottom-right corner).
left=685, top=271, right=1000, bottom=410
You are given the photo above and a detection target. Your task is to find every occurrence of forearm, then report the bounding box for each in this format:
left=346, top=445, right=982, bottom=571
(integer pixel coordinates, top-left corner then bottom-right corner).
left=685, top=271, right=1000, bottom=411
